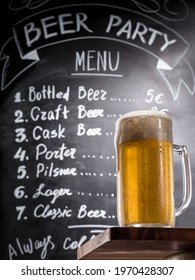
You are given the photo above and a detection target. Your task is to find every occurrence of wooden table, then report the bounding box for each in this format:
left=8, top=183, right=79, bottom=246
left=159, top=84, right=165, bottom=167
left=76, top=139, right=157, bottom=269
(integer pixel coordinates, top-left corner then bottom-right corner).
left=77, top=227, right=195, bottom=260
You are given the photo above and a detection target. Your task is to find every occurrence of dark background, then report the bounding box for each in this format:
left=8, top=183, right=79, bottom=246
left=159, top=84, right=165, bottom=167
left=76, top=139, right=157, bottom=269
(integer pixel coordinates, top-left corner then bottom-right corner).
left=0, top=0, right=195, bottom=259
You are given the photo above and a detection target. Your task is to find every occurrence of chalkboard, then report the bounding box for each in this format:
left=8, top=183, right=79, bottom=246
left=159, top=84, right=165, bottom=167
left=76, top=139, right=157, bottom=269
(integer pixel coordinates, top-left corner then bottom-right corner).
left=0, top=0, right=195, bottom=260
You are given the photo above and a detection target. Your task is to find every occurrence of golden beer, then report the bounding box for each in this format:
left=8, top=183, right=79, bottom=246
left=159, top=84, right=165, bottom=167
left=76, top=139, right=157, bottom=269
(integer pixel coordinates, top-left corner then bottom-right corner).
left=118, top=139, right=175, bottom=227
left=115, top=110, right=175, bottom=227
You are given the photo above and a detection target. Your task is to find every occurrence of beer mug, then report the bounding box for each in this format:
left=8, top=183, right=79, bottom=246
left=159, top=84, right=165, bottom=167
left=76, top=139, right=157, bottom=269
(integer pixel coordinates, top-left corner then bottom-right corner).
left=115, top=110, right=192, bottom=227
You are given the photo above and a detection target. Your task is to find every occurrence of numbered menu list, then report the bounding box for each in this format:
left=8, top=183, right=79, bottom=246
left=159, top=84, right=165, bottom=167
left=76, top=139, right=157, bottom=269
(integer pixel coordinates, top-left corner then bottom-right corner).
left=12, top=84, right=117, bottom=234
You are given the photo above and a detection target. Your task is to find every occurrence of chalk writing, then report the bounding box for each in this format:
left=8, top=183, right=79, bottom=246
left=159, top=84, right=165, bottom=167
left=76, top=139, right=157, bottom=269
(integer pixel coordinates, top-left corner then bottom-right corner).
left=23, top=13, right=93, bottom=48
left=75, top=50, right=120, bottom=72
left=33, top=183, right=72, bottom=204
left=78, top=86, right=107, bottom=101
left=8, top=0, right=188, bottom=23
left=77, top=123, right=102, bottom=136
left=35, top=143, right=76, bottom=160
left=28, top=85, right=70, bottom=102
left=63, top=234, right=95, bottom=251
left=32, top=124, right=66, bottom=140
left=9, top=0, right=51, bottom=10
left=8, top=235, right=55, bottom=260
left=30, top=105, right=69, bottom=121
left=1, top=1, right=194, bottom=261
left=36, top=163, right=77, bottom=178
left=1, top=4, right=192, bottom=95
left=34, top=204, right=72, bottom=219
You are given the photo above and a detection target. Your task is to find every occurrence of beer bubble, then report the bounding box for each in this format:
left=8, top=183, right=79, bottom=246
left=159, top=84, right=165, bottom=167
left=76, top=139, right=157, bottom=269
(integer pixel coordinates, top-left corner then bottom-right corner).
left=115, top=110, right=174, bottom=227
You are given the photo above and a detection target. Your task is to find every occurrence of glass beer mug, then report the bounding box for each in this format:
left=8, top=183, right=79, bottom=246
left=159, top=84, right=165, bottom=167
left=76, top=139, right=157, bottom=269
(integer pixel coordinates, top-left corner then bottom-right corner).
left=115, top=110, right=192, bottom=227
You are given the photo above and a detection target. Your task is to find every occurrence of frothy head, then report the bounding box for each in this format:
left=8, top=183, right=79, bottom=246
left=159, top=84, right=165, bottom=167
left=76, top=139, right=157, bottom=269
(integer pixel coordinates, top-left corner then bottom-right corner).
left=115, top=110, right=173, bottom=144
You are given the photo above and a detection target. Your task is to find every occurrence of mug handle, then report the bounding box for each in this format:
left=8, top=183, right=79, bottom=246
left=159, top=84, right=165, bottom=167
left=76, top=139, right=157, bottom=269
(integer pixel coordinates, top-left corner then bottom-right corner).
left=173, top=145, right=192, bottom=216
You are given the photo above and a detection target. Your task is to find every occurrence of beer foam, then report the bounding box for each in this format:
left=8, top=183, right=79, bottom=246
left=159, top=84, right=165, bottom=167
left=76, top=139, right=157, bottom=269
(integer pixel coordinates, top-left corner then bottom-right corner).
left=118, top=110, right=171, bottom=120
left=115, top=110, right=173, bottom=143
